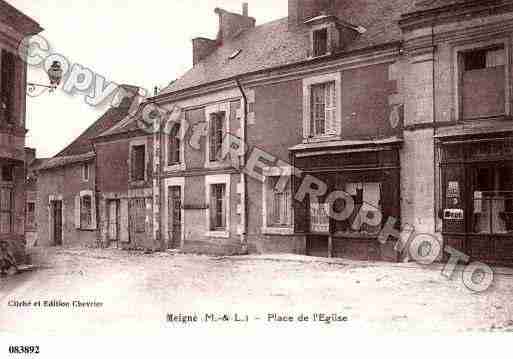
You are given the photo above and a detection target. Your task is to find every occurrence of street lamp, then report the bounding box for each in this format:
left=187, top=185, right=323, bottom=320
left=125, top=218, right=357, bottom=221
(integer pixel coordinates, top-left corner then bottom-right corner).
left=27, top=60, right=63, bottom=96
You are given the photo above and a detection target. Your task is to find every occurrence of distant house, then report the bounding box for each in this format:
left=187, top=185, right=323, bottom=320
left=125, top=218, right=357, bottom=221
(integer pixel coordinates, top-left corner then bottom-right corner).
left=34, top=85, right=139, bottom=247
left=92, top=104, right=155, bottom=250
left=0, top=0, right=43, bottom=262
left=24, top=147, right=48, bottom=247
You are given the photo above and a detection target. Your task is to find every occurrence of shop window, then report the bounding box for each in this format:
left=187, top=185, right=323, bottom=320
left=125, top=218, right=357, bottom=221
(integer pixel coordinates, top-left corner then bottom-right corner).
left=0, top=187, right=12, bottom=234
left=342, top=182, right=382, bottom=234
left=131, top=144, right=146, bottom=181
left=168, top=123, right=181, bottom=166
left=1, top=50, right=16, bottom=125
left=26, top=202, right=35, bottom=227
left=472, top=165, right=513, bottom=234
left=460, top=45, right=506, bottom=119
left=209, top=112, right=225, bottom=162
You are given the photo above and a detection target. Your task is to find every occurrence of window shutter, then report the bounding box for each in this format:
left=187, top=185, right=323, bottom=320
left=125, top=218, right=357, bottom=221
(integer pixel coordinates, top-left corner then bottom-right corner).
left=209, top=185, right=216, bottom=230
left=75, top=195, right=81, bottom=229
left=209, top=115, right=217, bottom=162
left=325, top=82, right=337, bottom=135
left=91, top=193, right=97, bottom=229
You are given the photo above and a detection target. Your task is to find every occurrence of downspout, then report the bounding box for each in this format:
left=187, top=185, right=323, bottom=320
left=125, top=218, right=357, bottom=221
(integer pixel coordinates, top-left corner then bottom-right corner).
left=92, top=142, right=100, bottom=246
left=431, top=21, right=439, bottom=236
left=235, top=78, right=248, bottom=254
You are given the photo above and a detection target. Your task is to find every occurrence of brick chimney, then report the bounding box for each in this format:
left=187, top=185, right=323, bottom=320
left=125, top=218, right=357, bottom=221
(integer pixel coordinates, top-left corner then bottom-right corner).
left=214, top=3, right=255, bottom=44
left=288, top=0, right=336, bottom=27
left=192, top=37, right=218, bottom=65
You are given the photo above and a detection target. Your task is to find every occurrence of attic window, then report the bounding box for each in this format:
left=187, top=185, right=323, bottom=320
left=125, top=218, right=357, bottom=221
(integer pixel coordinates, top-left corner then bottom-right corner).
left=229, top=49, right=242, bottom=60
left=313, top=28, right=328, bottom=57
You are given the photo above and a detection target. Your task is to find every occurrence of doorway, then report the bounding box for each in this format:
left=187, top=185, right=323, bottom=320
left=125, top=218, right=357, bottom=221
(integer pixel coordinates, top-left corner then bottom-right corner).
left=51, top=200, right=63, bottom=246
left=107, top=200, right=120, bottom=245
left=168, top=186, right=182, bottom=249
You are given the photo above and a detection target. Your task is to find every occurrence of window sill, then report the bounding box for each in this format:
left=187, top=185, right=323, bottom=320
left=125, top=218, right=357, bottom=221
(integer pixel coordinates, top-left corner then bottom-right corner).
left=204, top=161, right=229, bottom=170
left=164, top=163, right=186, bottom=172
left=302, top=134, right=339, bottom=144
left=129, top=180, right=147, bottom=187
left=262, top=227, right=294, bottom=236
left=77, top=227, right=97, bottom=232
left=206, top=230, right=230, bottom=239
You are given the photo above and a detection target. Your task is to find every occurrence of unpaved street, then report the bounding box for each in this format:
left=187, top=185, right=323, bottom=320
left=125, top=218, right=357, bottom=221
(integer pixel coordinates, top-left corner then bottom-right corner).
left=1, top=247, right=513, bottom=335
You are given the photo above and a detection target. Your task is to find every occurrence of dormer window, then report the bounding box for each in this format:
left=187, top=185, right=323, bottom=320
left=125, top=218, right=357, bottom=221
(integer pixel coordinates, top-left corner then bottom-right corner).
left=313, top=28, right=328, bottom=57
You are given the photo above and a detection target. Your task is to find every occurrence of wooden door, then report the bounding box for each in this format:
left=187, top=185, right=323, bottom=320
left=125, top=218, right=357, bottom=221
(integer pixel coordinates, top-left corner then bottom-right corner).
left=168, top=186, right=182, bottom=249
left=107, top=200, right=120, bottom=243
left=52, top=201, right=63, bottom=246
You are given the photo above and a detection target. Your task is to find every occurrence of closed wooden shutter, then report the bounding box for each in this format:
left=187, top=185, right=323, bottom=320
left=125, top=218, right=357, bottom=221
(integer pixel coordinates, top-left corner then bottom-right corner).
left=91, top=192, right=97, bottom=229
left=74, top=195, right=81, bottom=229
left=325, top=81, right=337, bottom=135
left=1, top=50, right=16, bottom=124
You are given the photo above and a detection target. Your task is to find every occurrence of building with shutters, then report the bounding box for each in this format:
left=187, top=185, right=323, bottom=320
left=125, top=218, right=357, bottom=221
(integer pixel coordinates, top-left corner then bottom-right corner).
left=132, top=0, right=513, bottom=263
left=34, top=85, right=140, bottom=248
left=0, top=0, right=43, bottom=262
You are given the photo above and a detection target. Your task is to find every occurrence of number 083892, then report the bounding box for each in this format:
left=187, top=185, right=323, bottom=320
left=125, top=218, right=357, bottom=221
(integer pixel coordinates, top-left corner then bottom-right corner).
left=8, top=346, right=40, bottom=354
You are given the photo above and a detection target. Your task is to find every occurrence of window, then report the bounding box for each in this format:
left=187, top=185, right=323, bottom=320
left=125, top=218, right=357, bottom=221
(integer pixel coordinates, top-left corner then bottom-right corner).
left=310, top=81, right=336, bottom=136
left=168, top=123, right=181, bottom=166
left=26, top=202, right=35, bottom=226
left=75, top=191, right=96, bottom=230
left=268, top=177, right=291, bottom=227
left=1, top=50, right=16, bottom=124
left=0, top=187, right=12, bottom=234
left=459, top=44, right=507, bottom=119
left=210, top=183, right=226, bottom=230
left=341, top=182, right=382, bottom=234
left=1, top=165, right=13, bottom=182
left=129, top=198, right=147, bottom=233
left=209, top=113, right=225, bottom=162
left=80, top=195, right=92, bottom=228
left=82, top=163, right=90, bottom=182
left=313, top=28, right=328, bottom=57
left=472, top=165, right=513, bottom=234
left=131, top=145, right=146, bottom=181
left=206, top=174, right=230, bottom=237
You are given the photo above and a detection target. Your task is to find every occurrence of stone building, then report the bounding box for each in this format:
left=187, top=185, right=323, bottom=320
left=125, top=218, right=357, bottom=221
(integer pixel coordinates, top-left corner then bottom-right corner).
left=0, top=0, right=43, bottom=262
left=35, top=86, right=139, bottom=247
left=131, top=0, right=513, bottom=263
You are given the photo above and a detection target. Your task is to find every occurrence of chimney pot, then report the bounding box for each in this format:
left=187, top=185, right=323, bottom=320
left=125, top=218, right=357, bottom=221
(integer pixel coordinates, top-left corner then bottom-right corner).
left=242, top=3, right=248, bottom=16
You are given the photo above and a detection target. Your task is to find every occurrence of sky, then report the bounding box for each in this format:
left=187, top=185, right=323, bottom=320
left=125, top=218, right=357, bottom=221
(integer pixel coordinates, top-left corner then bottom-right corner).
left=8, top=0, right=289, bottom=158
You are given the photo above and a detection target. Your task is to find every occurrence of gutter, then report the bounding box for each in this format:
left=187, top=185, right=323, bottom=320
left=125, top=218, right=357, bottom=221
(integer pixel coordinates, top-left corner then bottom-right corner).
left=235, top=78, right=248, bottom=254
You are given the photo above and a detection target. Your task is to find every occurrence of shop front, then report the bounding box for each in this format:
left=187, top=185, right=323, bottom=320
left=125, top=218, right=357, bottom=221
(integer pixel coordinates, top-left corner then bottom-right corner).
left=439, top=133, right=513, bottom=265
left=290, top=138, right=402, bottom=262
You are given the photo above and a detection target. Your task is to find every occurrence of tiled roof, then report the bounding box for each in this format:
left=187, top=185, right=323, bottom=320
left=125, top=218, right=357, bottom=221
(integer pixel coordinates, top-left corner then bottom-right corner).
left=94, top=111, right=141, bottom=138
left=37, top=151, right=95, bottom=171
left=161, top=0, right=418, bottom=95
left=56, top=85, right=139, bottom=157
left=0, top=0, right=43, bottom=35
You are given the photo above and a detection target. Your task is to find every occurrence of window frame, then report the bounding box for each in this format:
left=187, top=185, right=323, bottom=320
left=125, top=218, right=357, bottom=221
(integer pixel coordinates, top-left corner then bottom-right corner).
left=262, top=166, right=294, bottom=235
left=164, top=117, right=185, bottom=172
left=129, top=139, right=148, bottom=183
left=26, top=201, right=36, bottom=227
left=205, top=174, right=231, bottom=238
left=453, top=38, right=511, bottom=121
left=0, top=186, right=13, bottom=234
left=75, top=190, right=97, bottom=231
left=302, top=72, right=342, bottom=141
left=82, top=162, right=90, bottom=182
left=205, top=102, right=231, bottom=169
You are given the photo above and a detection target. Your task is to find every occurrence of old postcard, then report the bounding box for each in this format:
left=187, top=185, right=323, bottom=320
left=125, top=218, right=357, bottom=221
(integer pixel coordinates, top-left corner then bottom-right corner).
left=1, top=0, right=512, bottom=357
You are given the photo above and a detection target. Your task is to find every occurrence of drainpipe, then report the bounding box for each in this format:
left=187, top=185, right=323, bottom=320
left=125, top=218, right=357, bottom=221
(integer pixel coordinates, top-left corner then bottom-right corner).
left=235, top=78, right=248, bottom=254
left=431, top=21, right=439, bottom=236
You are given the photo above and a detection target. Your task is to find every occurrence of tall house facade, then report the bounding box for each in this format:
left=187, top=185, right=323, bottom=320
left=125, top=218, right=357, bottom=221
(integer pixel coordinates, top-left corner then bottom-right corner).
left=0, top=0, right=42, bottom=261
